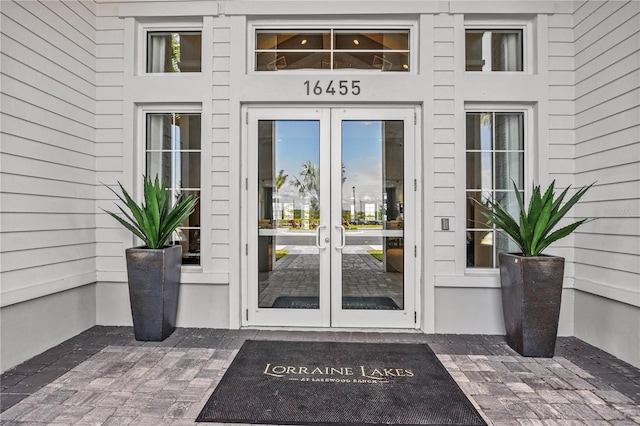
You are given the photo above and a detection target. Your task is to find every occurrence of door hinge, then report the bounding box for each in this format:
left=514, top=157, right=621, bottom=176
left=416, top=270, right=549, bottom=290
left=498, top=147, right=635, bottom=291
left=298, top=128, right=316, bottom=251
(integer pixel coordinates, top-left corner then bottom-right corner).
left=246, top=244, right=248, bottom=255
left=246, top=178, right=248, bottom=190
left=414, top=112, right=417, bottom=125
left=414, top=312, right=417, bottom=323
left=414, top=245, right=417, bottom=257
left=414, top=179, right=417, bottom=191
left=246, top=309, right=249, bottom=321
left=245, top=111, right=248, bottom=124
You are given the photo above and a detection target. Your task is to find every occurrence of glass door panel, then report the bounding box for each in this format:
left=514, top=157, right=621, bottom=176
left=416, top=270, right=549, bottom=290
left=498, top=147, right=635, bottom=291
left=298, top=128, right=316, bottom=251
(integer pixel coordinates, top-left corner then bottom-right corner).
left=331, top=109, right=415, bottom=328
left=340, top=120, right=404, bottom=311
left=257, top=120, right=323, bottom=309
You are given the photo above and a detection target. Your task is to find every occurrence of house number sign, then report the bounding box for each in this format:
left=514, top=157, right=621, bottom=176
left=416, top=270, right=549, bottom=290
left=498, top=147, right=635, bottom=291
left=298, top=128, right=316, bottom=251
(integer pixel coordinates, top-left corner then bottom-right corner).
left=304, top=80, right=361, bottom=96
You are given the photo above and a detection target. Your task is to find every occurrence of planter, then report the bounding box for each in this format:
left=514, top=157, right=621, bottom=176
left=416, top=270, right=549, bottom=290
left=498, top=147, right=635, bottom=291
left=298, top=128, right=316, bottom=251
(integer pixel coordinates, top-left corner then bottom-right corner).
left=125, top=245, right=181, bottom=341
left=499, top=252, right=565, bottom=357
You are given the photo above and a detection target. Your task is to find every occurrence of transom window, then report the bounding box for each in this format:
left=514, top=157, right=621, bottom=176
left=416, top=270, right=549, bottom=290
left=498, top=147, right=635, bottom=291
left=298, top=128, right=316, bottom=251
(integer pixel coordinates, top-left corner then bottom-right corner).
left=147, top=31, right=202, bottom=73
left=146, top=112, right=202, bottom=264
left=465, top=29, right=523, bottom=72
left=466, top=111, right=525, bottom=268
left=255, top=29, right=410, bottom=72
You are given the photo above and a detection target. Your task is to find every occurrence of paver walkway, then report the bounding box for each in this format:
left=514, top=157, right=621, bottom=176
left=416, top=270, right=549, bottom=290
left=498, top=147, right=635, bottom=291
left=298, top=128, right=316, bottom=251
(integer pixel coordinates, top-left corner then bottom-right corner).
left=1, top=327, right=639, bottom=425
left=259, top=248, right=404, bottom=308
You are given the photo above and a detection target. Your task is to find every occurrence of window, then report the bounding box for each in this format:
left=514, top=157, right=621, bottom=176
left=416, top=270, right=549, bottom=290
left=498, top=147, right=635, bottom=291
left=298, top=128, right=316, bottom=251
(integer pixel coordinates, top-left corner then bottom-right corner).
left=465, top=30, right=523, bottom=72
left=466, top=111, right=524, bottom=268
left=147, top=31, right=202, bottom=73
left=255, top=29, right=410, bottom=71
left=146, top=112, right=201, bottom=264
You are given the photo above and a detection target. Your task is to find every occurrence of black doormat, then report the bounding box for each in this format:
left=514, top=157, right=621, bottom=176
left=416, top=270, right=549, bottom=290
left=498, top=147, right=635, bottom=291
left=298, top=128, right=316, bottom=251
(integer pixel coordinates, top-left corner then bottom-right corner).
left=272, top=296, right=400, bottom=310
left=197, top=340, right=486, bottom=425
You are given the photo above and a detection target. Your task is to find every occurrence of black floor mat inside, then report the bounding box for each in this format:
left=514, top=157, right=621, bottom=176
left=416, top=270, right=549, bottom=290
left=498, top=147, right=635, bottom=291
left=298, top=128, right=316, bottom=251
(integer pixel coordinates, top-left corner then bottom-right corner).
left=197, top=340, right=486, bottom=425
left=272, top=296, right=400, bottom=310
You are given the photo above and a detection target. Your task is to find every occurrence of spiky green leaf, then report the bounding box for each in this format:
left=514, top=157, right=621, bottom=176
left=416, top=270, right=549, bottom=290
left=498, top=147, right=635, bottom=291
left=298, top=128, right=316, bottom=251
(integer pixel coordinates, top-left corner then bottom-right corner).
left=474, top=180, right=594, bottom=257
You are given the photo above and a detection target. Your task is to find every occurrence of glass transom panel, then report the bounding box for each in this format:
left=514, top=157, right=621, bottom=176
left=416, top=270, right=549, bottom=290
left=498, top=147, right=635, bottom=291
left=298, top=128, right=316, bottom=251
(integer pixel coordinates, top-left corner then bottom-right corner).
left=255, top=29, right=410, bottom=72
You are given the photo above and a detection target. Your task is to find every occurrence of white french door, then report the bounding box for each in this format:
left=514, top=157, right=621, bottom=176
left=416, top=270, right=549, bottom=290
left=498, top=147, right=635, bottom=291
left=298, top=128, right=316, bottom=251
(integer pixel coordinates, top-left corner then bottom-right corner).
left=244, top=107, right=419, bottom=328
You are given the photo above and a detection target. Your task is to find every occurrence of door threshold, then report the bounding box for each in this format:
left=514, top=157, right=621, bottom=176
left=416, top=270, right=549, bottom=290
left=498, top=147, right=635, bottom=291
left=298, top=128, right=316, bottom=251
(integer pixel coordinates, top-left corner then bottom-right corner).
left=241, top=326, right=424, bottom=334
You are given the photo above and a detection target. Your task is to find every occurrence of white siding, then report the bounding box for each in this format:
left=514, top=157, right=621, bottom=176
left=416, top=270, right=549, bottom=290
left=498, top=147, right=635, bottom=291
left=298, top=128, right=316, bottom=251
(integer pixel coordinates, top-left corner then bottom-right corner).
left=94, top=4, right=125, bottom=281
left=432, top=14, right=456, bottom=277
left=572, top=0, right=640, bottom=366
left=211, top=17, right=232, bottom=273
left=573, top=0, right=640, bottom=304
left=0, top=0, right=97, bottom=306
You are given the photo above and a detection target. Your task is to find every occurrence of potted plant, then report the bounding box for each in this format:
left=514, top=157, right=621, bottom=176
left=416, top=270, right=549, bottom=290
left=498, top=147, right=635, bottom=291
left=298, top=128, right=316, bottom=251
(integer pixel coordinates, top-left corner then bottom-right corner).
left=478, top=180, right=593, bottom=357
left=103, top=176, right=197, bottom=341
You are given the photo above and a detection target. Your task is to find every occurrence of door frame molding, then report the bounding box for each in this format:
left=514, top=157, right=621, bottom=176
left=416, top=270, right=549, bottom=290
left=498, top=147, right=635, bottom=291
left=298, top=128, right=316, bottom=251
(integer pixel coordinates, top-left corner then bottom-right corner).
left=240, top=104, right=422, bottom=329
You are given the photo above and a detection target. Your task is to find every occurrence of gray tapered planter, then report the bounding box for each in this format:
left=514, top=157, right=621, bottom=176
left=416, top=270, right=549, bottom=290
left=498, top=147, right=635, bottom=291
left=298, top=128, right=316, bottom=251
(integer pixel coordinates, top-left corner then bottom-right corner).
left=499, top=253, right=565, bottom=358
left=125, top=245, right=181, bottom=341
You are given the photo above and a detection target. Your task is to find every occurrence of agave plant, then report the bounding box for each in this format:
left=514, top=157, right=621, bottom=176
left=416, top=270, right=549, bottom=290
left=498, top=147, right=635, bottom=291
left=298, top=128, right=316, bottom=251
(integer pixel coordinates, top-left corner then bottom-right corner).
left=479, top=180, right=593, bottom=257
left=103, top=176, right=198, bottom=249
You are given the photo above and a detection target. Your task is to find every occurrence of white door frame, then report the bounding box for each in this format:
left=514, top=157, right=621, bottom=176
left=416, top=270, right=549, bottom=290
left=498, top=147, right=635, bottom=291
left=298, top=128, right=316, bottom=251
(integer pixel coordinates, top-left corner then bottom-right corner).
left=241, top=105, right=421, bottom=329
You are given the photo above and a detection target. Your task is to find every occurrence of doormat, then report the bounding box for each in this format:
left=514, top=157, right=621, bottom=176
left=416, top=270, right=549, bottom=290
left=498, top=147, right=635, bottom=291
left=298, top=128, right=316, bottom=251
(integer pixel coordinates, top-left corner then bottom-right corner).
left=272, top=296, right=400, bottom=310
left=196, top=340, right=486, bottom=425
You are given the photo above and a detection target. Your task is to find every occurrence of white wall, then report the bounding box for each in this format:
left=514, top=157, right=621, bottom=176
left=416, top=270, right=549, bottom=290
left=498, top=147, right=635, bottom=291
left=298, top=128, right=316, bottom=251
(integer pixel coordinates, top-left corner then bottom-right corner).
left=0, top=0, right=98, bottom=371
left=2, top=0, right=638, bottom=370
left=0, top=286, right=96, bottom=372
left=93, top=2, right=231, bottom=328
left=571, top=0, right=640, bottom=366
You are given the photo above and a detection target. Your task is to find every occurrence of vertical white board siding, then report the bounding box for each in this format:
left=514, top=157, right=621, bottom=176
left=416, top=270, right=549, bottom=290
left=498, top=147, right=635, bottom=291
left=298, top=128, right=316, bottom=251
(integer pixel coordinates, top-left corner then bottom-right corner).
left=548, top=11, right=577, bottom=190
left=211, top=17, right=231, bottom=271
left=0, top=0, right=97, bottom=305
left=573, top=0, right=640, bottom=304
left=432, top=13, right=456, bottom=274
left=93, top=7, right=125, bottom=282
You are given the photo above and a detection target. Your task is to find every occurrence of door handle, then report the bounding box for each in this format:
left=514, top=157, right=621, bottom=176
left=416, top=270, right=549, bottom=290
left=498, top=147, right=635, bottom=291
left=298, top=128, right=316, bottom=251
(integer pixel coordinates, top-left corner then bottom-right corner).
left=335, top=225, right=346, bottom=250
left=315, top=225, right=327, bottom=249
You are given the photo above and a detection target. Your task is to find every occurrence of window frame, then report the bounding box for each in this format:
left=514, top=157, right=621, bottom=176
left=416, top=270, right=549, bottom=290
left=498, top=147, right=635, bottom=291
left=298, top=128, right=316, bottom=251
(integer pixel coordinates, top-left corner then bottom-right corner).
left=137, top=104, right=204, bottom=269
left=136, top=19, right=203, bottom=76
left=249, top=22, right=417, bottom=74
left=464, top=19, right=533, bottom=74
left=463, top=103, right=535, bottom=271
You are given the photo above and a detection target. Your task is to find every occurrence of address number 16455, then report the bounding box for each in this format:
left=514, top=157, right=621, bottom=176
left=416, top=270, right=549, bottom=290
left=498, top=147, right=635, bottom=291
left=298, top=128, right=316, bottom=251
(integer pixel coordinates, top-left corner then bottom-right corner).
left=304, top=80, right=361, bottom=96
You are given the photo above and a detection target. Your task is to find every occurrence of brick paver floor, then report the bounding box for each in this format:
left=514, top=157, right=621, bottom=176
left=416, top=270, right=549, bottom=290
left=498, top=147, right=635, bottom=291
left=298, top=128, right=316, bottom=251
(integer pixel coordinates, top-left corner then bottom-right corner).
left=1, top=327, right=639, bottom=425
left=259, top=246, right=404, bottom=308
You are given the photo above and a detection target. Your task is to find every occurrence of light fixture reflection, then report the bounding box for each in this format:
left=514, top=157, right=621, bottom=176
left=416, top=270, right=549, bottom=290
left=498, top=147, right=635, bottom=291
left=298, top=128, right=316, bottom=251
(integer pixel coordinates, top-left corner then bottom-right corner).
left=480, top=232, right=493, bottom=246
left=353, top=39, right=360, bottom=45
left=301, top=39, right=307, bottom=45
left=402, top=64, right=409, bottom=70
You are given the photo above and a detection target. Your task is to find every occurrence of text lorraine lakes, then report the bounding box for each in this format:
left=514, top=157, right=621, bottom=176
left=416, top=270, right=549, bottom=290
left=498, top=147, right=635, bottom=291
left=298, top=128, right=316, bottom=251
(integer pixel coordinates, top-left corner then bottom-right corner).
left=263, top=363, right=415, bottom=384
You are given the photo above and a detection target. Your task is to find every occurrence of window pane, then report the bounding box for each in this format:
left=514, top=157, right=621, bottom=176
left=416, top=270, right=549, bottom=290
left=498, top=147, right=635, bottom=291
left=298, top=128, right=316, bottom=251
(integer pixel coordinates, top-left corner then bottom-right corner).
left=492, top=31, right=522, bottom=71
left=146, top=152, right=201, bottom=189
left=495, top=152, right=524, bottom=189
left=467, top=230, right=494, bottom=267
left=147, top=114, right=202, bottom=151
left=466, top=152, right=493, bottom=190
left=333, top=52, right=409, bottom=72
left=147, top=32, right=201, bottom=73
left=466, top=113, right=493, bottom=150
left=172, top=192, right=200, bottom=265
left=257, top=51, right=332, bottom=71
left=496, top=231, right=520, bottom=262
left=256, top=31, right=330, bottom=50
left=465, top=32, right=484, bottom=71
left=495, top=113, right=524, bottom=150
left=466, top=191, right=491, bottom=229
left=465, top=29, right=523, bottom=72
left=334, top=31, right=409, bottom=51
left=495, top=190, right=522, bottom=219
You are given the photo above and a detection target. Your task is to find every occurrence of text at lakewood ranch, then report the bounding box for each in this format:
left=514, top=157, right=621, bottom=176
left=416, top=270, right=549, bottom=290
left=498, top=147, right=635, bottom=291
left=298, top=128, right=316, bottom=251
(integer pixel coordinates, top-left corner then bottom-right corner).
left=263, top=363, right=415, bottom=384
